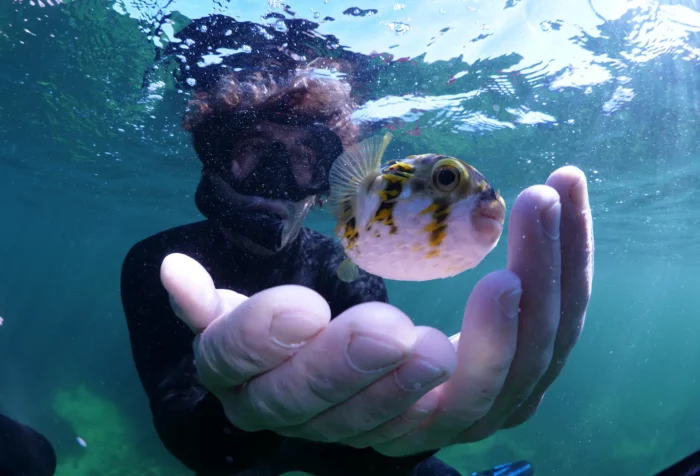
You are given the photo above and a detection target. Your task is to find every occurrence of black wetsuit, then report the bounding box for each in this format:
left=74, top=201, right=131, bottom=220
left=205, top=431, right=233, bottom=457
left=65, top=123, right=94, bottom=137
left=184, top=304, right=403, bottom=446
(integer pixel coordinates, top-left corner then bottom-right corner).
left=120, top=220, right=460, bottom=476
left=0, top=413, right=57, bottom=476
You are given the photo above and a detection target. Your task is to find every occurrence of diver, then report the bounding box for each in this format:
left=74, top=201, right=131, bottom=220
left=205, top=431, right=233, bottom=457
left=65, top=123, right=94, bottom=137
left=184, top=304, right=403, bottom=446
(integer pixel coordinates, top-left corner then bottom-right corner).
left=120, top=15, right=595, bottom=476
left=0, top=412, right=57, bottom=476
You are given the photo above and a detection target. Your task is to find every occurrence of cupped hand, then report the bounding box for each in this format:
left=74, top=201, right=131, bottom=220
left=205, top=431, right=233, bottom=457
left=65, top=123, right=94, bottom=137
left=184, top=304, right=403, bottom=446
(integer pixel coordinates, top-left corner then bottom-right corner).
left=367, top=165, right=594, bottom=457
left=160, top=256, right=458, bottom=446
left=159, top=164, right=593, bottom=458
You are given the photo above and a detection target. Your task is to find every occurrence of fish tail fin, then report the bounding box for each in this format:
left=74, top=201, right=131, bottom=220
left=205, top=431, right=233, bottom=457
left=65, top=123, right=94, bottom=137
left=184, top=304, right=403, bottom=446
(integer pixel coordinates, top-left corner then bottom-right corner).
left=327, top=132, right=393, bottom=223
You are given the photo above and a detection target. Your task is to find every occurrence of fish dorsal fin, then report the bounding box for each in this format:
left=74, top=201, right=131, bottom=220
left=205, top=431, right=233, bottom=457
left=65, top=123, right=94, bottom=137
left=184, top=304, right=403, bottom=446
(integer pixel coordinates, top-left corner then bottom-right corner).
left=327, top=132, right=393, bottom=224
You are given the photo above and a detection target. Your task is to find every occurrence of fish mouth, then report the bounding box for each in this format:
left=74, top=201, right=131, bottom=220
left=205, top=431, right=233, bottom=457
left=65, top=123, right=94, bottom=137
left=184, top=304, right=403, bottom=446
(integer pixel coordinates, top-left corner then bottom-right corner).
left=473, top=198, right=506, bottom=239
left=476, top=199, right=506, bottom=224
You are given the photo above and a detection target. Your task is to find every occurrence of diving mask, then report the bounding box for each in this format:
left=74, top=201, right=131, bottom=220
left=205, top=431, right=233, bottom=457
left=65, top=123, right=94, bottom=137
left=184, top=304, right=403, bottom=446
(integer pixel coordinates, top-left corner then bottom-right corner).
left=192, top=112, right=345, bottom=253
left=192, top=109, right=345, bottom=201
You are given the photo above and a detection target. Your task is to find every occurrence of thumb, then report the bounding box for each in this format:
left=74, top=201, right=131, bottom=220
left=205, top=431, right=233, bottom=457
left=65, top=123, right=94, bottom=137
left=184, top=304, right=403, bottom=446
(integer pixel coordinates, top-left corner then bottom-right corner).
left=160, top=253, right=247, bottom=333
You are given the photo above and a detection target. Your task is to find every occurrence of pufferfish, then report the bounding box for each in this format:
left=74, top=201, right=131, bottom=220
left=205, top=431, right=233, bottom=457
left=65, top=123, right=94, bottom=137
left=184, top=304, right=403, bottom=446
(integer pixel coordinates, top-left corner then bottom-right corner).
left=327, top=132, right=506, bottom=283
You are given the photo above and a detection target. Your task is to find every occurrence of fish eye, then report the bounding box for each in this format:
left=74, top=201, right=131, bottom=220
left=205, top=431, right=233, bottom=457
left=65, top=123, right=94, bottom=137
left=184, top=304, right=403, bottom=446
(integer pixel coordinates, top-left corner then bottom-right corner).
left=432, top=163, right=461, bottom=191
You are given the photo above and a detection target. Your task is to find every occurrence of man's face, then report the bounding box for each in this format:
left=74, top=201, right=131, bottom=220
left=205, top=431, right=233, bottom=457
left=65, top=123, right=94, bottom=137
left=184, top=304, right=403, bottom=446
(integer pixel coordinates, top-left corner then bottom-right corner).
left=193, top=115, right=344, bottom=252
left=228, top=120, right=321, bottom=190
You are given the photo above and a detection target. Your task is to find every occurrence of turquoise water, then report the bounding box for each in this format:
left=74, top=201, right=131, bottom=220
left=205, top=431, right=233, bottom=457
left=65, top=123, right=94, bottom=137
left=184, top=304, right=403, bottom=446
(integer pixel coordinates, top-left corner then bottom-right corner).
left=1, top=0, right=699, bottom=474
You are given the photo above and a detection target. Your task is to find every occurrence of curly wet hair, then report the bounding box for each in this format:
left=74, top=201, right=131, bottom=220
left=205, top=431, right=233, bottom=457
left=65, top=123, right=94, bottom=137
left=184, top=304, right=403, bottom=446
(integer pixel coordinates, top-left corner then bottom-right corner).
left=181, top=61, right=360, bottom=151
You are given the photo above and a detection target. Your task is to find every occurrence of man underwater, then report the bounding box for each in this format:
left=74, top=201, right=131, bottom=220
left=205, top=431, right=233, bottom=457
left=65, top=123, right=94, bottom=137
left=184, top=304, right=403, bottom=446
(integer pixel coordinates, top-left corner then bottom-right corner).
left=121, top=15, right=594, bottom=476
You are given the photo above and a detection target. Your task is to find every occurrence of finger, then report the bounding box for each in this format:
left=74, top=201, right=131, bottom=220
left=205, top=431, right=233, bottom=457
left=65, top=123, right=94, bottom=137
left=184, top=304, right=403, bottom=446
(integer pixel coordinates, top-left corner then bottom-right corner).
left=378, top=271, right=521, bottom=455
left=504, top=166, right=594, bottom=428
left=289, top=326, right=455, bottom=442
left=227, top=302, right=418, bottom=431
left=195, top=285, right=331, bottom=391
left=343, top=389, right=442, bottom=451
left=434, top=270, right=521, bottom=427
left=161, top=253, right=246, bottom=333
left=461, top=184, right=562, bottom=441
left=448, top=333, right=460, bottom=349
left=543, top=166, right=593, bottom=366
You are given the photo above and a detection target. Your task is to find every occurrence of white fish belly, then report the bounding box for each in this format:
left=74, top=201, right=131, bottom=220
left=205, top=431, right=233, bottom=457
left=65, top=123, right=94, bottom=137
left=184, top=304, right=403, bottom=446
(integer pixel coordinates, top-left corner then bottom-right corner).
left=341, top=199, right=498, bottom=282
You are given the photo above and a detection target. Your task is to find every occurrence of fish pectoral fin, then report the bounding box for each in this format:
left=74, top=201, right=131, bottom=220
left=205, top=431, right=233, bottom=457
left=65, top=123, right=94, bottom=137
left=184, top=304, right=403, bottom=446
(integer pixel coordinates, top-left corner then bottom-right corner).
left=336, top=257, right=361, bottom=283
left=327, top=132, right=393, bottom=221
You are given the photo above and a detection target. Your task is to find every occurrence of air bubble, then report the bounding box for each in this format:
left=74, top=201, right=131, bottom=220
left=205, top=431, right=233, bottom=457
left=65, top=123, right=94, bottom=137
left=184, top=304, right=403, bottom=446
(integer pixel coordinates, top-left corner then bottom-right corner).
left=388, top=21, right=410, bottom=34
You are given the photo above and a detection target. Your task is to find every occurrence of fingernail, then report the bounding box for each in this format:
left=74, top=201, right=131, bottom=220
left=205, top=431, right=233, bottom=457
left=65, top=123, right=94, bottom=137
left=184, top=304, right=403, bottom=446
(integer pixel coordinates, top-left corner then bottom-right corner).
left=394, top=358, right=447, bottom=392
left=540, top=200, right=561, bottom=240
left=498, top=288, right=522, bottom=319
left=402, top=406, right=431, bottom=422
left=346, top=334, right=407, bottom=373
left=269, top=312, right=323, bottom=348
left=569, top=176, right=590, bottom=212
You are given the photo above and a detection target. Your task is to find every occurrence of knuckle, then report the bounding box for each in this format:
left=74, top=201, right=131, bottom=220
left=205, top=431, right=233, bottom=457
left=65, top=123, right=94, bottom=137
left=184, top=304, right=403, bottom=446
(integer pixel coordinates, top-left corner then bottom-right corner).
left=467, top=389, right=498, bottom=419
left=265, top=374, right=311, bottom=424
left=397, top=405, right=431, bottom=427
left=304, top=372, right=345, bottom=407
left=527, top=349, right=554, bottom=382
left=509, top=392, right=529, bottom=409
left=353, top=385, right=419, bottom=431
left=291, top=420, right=337, bottom=442
left=368, top=424, right=396, bottom=443
left=360, top=395, right=401, bottom=423
left=559, top=321, right=584, bottom=352
left=232, top=347, right=268, bottom=378
left=486, top=357, right=513, bottom=379
left=364, top=427, right=400, bottom=447
left=261, top=371, right=343, bottom=427
left=200, top=335, right=266, bottom=384
left=236, top=383, right=287, bottom=429
left=505, top=399, right=541, bottom=428
left=304, top=420, right=343, bottom=443
left=453, top=376, right=503, bottom=422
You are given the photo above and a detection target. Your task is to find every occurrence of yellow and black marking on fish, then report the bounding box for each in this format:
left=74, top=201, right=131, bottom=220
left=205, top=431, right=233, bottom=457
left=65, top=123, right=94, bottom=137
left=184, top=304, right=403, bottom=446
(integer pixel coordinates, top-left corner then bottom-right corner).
left=343, top=216, right=360, bottom=249
left=420, top=200, right=451, bottom=257
left=367, top=160, right=416, bottom=235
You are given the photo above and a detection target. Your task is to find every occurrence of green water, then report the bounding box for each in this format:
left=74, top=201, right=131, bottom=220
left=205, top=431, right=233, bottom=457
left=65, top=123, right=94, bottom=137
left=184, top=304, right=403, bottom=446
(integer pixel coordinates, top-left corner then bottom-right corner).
left=0, top=0, right=699, bottom=475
